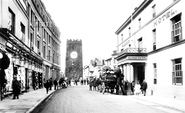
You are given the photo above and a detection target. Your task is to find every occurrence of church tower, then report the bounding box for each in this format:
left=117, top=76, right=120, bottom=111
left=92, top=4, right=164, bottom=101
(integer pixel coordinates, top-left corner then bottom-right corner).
left=65, top=39, right=83, bottom=80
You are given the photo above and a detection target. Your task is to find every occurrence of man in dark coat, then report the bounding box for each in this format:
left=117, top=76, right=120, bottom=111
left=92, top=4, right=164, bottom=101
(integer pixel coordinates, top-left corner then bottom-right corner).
left=141, top=79, right=147, bottom=96
left=12, top=76, right=21, bottom=99
left=54, top=79, right=58, bottom=90
left=114, top=67, right=124, bottom=95
left=44, top=80, right=50, bottom=94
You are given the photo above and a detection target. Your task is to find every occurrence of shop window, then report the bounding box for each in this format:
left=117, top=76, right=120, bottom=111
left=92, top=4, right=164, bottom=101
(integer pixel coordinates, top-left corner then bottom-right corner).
left=171, top=13, right=182, bottom=43
left=172, top=58, right=183, bottom=85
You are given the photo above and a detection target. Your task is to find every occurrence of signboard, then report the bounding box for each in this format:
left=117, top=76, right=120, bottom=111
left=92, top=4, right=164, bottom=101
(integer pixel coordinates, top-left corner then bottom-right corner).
left=127, top=56, right=147, bottom=60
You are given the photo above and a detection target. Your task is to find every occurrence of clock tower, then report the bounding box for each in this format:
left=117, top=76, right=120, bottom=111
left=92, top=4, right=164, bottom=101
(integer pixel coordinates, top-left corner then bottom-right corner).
left=65, top=39, right=83, bottom=80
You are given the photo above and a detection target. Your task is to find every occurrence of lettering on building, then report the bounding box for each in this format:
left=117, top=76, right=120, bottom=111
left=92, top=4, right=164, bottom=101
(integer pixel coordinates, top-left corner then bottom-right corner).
left=127, top=56, right=147, bottom=60
left=153, top=8, right=177, bottom=27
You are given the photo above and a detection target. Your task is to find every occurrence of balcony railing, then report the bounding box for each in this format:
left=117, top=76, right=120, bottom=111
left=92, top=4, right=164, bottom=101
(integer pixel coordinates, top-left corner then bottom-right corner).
left=118, top=48, right=147, bottom=56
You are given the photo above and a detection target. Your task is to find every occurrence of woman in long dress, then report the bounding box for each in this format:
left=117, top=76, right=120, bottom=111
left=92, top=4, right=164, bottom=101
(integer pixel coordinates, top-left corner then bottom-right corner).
left=135, top=81, right=141, bottom=95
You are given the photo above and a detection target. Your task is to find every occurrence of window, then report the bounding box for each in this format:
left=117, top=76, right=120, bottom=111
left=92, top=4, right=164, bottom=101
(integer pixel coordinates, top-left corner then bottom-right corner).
left=8, top=8, right=15, bottom=34
left=153, top=29, right=156, bottom=50
left=153, top=63, right=157, bottom=84
left=152, top=4, right=156, bottom=18
left=48, top=49, right=50, bottom=61
left=37, top=40, right=40, bottom=51
left=20, top=22, right=25, bottom=42
left=138, top=38, right=142, bottom=49
left=172, top=58, right=183, bottom=85
left=30, top=32, right=34, bottom=50
left=49, top=35, right=51, bottom=44
left=138, top=18, right=141, bottom=28
left=53, top=53, right=55, bottom=63
left=121, top=34, right=123, bottom=42
left=171, top=14, right=182, bottom=43
left=129, top=27, right=131, bottom=37
left=43, top=29, right=46, bottom=41
left=43, top=45, right=46, bottom=58
left=31, top=10, right=35, bottom=25
left=37, top=21, right=40, bottom=31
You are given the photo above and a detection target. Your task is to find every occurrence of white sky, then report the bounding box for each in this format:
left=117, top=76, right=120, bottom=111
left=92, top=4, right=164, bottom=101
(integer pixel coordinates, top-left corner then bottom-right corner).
left=42, top=0, right=143, bottom=71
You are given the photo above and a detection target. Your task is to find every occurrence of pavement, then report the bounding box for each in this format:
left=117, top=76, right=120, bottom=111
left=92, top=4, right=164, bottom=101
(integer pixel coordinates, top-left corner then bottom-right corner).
left=0, top=88, right=55, bottom=113
left=0, top=86, right=185, bottom=113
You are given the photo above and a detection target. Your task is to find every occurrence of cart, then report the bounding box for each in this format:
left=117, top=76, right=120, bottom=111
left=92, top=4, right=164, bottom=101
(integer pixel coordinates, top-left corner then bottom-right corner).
left=104, top=73, right=117, bottom=93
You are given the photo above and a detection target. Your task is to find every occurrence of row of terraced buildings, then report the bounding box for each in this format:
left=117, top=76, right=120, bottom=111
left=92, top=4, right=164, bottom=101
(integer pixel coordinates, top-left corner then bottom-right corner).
left=0, top=0, right=61, bottom=100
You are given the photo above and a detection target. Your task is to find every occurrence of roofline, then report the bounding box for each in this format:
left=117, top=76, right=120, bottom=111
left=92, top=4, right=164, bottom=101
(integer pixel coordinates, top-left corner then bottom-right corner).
left=115, top=0, right=153, bottom=35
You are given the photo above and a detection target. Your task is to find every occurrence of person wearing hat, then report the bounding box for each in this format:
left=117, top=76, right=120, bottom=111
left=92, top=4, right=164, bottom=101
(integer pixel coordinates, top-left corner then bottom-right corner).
left=12, top=75, right=21, bottom=99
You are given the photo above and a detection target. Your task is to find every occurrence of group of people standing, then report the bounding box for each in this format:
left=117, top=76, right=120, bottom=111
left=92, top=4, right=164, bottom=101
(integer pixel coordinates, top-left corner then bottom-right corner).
left=44, top=77, right=68, bottom=94
left=131, top=80, right=148, bottom=96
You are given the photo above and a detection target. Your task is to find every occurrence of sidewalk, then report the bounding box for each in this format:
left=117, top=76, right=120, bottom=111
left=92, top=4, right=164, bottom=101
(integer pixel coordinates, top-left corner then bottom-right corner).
left=0, top=88, right=55, bottom=113
left=130, top=94, right=185, bottom=113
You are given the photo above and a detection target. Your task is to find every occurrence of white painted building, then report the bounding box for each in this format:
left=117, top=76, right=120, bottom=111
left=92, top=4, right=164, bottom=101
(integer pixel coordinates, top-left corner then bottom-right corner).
left=104, top=50, right=118, bottom=70
left=115, top=0, right=185, bottom=100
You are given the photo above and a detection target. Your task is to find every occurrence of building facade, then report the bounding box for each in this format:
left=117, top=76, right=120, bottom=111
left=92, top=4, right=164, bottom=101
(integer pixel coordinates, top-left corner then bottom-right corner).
left=104, top=50, right=118, bottom=70
left=0, top=0, right=61, bottom=100
left=115, top=0, right=185, bottom=99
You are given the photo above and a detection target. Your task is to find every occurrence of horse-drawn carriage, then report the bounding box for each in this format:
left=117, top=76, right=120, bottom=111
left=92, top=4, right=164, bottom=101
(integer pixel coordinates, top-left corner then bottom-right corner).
left=104, top=72, right=117, bottom=93
left=101, top=66, right=123, bottom=94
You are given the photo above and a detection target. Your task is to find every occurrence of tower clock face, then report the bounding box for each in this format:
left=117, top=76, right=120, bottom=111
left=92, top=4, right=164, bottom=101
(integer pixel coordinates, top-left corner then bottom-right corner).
left=70, top=51, right=78, bottom=59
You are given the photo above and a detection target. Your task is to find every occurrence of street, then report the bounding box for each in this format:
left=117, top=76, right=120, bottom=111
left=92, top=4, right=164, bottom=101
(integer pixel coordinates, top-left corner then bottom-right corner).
left=30, top=85, right=182, bottom=113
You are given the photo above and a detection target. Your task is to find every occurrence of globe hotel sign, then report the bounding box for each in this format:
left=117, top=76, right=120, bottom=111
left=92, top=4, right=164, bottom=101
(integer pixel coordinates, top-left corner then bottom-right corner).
left=153, top=8, right=177, bottom=27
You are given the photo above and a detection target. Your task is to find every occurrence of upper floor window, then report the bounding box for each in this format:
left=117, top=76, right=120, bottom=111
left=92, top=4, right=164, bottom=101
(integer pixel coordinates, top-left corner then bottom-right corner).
left=172, top=58, right=183, bottom=85
left=138, top=38, right=142, bottom=49
left=31, top=10, right=35, bottom=25
left=30, top=32, right=34, bottom=50
left=153, top=63, right=157, bottom=84
left=171, top=13, right=182, bottom=43
left=152, top=4, right=156, bottom=18
left=48, top=49, right=51, bottom=61
left=129, top=27, right=131, bottom=37
left=8, top=8, right=15, bottom=34
left=153, top=29, right=156, bottom=50
left=37, top=39, right=40, bottom=51
left=121, top=34, right=123, bottom=42
left=20, top=22, right=25, bottom=42
left=138, top=18, right=141, bottom=28
left=43, top=44, right=46, bottom=58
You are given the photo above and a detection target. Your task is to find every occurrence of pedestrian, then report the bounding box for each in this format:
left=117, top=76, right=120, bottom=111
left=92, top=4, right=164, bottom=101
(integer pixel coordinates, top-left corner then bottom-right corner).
left=54, top=79, right=58, bottom=90
left=49, top=78, right=53, bottom=90
left=12, top=75, right=21, bottom=99
left=44, top=80, right=49, bottom=94
left=141, top=79, right=147, bottom=96
left=131, top=81, right=135, bottom=95
left=93, top=77, right=97, bottom=91
left=89, top=78, right=93, bottom=91
left=134, top=81, right=141, bottom=96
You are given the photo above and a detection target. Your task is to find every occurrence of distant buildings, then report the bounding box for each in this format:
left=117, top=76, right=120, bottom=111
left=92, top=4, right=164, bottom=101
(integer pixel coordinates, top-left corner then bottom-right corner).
left=115, top=0, right=185, bottom=99
left=0, top=0, right=61, bottom=99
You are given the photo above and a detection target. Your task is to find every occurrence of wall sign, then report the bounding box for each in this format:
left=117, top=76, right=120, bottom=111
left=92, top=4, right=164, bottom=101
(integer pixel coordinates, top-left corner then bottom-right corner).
left=153, top=8, right=177, bottom=27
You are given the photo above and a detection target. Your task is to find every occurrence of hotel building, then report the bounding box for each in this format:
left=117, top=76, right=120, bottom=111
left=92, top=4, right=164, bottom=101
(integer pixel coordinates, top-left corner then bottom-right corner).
left=115, top=0, right=185, bottom=99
